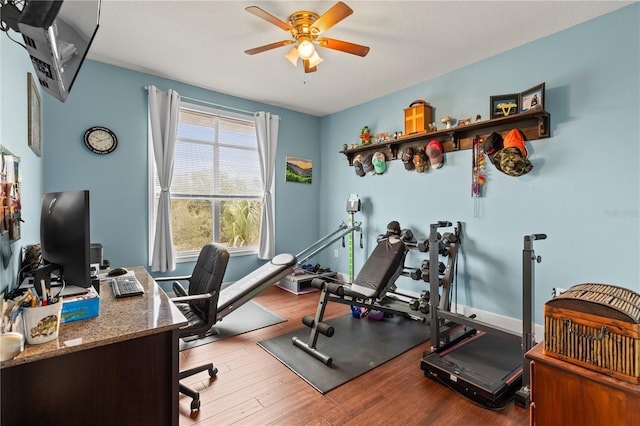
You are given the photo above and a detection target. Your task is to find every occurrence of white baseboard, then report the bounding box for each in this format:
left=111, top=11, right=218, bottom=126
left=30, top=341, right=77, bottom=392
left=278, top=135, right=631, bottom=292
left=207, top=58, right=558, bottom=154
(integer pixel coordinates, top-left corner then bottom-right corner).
left=450, top=303, right=545, bottom=341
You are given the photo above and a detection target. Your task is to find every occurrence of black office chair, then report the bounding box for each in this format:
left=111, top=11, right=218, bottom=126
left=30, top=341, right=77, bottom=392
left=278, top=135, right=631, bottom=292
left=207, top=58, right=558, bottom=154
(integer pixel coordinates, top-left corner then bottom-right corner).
left=155, top=243, right=230, bottom=411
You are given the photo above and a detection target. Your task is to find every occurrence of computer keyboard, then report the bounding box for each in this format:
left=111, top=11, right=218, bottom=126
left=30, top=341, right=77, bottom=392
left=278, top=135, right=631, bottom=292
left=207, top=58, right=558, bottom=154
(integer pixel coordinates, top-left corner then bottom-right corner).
left=111, top=275, right=145, bottom=298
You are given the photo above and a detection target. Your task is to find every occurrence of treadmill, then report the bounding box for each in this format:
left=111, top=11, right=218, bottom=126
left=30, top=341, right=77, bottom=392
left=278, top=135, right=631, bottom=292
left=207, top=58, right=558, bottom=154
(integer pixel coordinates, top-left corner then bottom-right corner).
left=420, top=226, right=546, bottom=409
left=421, top=330, right=524, bottom=408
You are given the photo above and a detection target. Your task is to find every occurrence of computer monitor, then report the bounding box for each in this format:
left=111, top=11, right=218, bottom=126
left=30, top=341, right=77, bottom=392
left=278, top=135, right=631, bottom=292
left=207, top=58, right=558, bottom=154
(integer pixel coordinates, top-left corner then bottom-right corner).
left=38, top=190, right=91, bottom=289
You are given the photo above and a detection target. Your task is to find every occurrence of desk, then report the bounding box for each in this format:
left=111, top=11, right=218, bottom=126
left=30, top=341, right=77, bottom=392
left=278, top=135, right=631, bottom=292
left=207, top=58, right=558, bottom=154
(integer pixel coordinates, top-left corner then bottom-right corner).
left=0, top=267, right=187, bottom=426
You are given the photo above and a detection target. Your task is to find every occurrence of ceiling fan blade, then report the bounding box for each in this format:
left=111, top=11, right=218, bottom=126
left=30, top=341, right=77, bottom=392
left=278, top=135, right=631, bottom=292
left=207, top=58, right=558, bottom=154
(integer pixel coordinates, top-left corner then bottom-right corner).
left=316, top=37, right=370, bottom=57
left=303, top=60, right=317, bottom=73
left=245, top=40, right=295, bottom=55
left=245, top=6, right=293, bottom=32
left=311, top=2, right=353, bottom=34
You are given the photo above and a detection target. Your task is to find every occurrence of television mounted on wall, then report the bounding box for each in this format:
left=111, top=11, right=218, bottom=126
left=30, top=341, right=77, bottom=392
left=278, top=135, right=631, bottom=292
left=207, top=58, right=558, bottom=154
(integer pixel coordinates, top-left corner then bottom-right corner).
left=1, top=0, right=101, bottom=102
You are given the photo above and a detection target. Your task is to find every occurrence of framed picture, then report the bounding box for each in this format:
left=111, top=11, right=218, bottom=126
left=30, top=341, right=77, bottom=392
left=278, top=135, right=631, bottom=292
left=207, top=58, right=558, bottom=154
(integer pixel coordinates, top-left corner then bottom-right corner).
left=490, top=93, right=519, bottom=119
left=520, top=82, right=545, bottom=113
left=285, top=156, right=312, bottom=184
left=27, top=73, right=42, bottom=157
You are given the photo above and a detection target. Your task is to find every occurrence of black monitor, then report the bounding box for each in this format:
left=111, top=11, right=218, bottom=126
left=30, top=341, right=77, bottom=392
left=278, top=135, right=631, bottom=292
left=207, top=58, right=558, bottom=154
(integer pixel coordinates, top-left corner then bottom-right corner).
left=38, top=190, right=91, bottom=289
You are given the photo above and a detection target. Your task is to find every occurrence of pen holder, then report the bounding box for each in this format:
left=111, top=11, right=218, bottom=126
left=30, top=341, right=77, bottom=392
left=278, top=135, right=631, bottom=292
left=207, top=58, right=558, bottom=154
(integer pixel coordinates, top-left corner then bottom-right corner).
left=22, top=299, right=63, bottom=345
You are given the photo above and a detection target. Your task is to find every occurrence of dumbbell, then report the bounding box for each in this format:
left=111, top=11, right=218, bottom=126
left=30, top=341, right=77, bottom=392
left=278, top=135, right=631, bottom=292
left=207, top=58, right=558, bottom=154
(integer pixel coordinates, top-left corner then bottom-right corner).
left=422, top=260, right=446, bottom=273
left=409, top=290, right=430, bottom=311
left=420, top=267, right=430, bottom=282
left=442, top=232, right=458, bottom=244
left=416, top=232, right=441, bottom=252
left=410, top=268, right=422, bottom=280
left=400, top=229, right=416, bottom=243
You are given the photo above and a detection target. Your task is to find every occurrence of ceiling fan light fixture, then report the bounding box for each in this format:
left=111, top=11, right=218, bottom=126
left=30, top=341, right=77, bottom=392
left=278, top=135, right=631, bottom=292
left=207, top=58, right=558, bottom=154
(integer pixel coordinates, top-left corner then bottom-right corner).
left=284, top=47, right=299, bottom=66
left=307, top=51, right=324, bottom=68
left=297, top=39, right=315, bottom=60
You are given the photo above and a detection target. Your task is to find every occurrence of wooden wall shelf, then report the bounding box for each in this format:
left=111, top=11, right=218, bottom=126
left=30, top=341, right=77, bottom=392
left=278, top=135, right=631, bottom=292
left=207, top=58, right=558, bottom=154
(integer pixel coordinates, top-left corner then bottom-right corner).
left=340, top=109, right=550, bottom=165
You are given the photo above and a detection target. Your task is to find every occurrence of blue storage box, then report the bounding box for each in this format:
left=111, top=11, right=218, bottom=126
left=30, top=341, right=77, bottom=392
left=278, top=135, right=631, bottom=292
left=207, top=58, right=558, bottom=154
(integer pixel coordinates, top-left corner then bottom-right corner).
left=61, top=286, right=100, bottom=323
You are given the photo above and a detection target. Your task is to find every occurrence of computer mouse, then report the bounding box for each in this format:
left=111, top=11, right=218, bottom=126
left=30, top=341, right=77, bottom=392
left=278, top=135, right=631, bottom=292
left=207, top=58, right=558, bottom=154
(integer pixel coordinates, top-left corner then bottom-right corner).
left=107, top=267, right=128, bottom=277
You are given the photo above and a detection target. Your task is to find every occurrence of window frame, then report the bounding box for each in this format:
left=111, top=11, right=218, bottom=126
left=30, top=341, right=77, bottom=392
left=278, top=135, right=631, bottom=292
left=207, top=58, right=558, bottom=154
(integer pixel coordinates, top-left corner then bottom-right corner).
left=148, top=101, right=261, bottom=264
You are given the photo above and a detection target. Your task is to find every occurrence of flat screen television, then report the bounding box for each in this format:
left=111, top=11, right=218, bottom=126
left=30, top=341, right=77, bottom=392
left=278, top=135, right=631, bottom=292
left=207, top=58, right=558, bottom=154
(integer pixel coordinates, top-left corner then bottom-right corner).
left=17, top=0, right=100, bottom=102
left=39, top=190, right=91, bottom=289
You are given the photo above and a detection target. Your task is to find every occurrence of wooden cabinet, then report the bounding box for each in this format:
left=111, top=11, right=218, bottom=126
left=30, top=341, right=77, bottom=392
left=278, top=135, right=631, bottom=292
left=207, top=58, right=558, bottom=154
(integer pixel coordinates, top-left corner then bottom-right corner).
left=340, top=109, right=550, bottom=166
left=526, top=342, right=640, bottom=426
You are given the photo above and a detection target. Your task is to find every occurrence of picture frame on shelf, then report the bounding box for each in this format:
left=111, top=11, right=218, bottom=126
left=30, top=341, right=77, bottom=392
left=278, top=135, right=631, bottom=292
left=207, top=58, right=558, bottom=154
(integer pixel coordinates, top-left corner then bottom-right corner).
left=27, top=73, right=42, bottom=157
left=520, top=82, right=545, bottom=113
left=490, top=93, right=519, bottom=119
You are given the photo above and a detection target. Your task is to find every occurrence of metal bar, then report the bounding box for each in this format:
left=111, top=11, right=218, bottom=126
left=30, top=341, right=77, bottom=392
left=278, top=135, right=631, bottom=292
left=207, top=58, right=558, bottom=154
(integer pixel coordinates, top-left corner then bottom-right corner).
left=296, top=222, right=361, bottom=265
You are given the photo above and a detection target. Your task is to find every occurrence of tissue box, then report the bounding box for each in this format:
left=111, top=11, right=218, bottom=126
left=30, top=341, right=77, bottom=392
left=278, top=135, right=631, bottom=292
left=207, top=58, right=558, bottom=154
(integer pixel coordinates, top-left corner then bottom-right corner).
left=61, top=286, right=100, bottom=323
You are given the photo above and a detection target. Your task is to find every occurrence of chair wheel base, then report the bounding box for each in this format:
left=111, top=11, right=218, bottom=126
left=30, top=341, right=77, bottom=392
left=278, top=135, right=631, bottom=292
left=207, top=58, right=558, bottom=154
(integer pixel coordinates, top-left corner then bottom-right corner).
left=190, top=398, right=201, bottom=411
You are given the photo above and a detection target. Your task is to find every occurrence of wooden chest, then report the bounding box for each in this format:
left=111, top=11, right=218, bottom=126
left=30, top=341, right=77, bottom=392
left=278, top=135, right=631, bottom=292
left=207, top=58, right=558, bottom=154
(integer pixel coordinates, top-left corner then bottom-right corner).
left=544, top=283, right=640, bottom=383
left=404, top=102, right=433, bottom=136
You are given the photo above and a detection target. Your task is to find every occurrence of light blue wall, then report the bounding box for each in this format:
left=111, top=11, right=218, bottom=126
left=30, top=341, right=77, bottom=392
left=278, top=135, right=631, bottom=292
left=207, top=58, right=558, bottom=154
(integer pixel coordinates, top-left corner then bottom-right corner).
left=0, top=31, right=44, bottom=293
left=318, top=4, right=640, bottom=325
left=41, top=60, right=322, bottom=281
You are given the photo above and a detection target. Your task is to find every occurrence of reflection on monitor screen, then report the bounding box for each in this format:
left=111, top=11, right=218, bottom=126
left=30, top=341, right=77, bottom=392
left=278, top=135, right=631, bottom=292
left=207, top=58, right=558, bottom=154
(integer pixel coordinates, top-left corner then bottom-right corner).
left=39, top=190, right=91, bottom=287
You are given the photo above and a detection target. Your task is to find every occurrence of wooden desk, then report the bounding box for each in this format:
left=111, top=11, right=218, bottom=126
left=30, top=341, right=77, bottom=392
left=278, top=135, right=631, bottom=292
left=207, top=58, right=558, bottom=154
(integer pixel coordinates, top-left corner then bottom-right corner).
left=526, top=342, right=640, bottom=425
left=0, top=267, right=187, bottom=426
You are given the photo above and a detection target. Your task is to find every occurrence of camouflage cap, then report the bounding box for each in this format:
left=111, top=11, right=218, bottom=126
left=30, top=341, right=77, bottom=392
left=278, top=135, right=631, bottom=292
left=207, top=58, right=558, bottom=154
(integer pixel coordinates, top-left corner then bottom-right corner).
left=494, top=147, right=533, bottom=176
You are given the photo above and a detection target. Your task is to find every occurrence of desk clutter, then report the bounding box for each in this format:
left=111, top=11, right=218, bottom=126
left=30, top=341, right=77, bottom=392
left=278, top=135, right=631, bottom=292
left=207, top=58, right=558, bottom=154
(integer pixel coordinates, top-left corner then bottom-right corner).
left=1, top=280, right=100, bottom=356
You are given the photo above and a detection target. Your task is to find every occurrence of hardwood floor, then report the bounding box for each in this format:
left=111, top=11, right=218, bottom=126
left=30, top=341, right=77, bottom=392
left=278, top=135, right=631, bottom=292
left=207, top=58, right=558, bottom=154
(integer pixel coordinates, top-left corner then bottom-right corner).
left=178, top=286, right=529, bottom=425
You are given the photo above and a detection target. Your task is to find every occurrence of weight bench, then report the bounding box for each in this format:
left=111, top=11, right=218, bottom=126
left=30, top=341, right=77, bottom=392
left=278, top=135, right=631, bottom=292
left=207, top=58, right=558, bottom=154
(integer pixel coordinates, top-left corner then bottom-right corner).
left=292, top=236, right=409, bottom=365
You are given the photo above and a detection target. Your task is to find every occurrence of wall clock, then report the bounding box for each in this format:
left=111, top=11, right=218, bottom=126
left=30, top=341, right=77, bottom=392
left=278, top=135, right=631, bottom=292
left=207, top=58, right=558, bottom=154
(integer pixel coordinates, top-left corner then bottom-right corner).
left=84, top=126, right=118, bottom=154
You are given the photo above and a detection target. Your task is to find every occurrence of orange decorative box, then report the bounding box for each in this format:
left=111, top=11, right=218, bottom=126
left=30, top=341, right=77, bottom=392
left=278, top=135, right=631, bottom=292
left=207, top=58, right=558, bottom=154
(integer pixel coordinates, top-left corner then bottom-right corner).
left=544, top=283, right=640, bottom=383
left=404, top=100, right=433, bottom=136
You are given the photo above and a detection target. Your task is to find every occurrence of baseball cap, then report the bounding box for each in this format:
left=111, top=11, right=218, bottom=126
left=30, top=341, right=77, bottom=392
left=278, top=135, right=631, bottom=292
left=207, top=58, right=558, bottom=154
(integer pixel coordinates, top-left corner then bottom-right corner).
left=413, top=147, right=429, bottom=173
left=372, top=152, right=386, bottom=174
left=503, top=128, right=528, bottom=157
left=362, top=154, right=376, bottom=175
left=483, top=132, right=504, bottom=164
left=353, top=154, right=365, bottom=177
left=426, top=140, right=444, bottom=169
left=494, top=130, right=532, bottom=176
left=402, top=147, right=415, bottom=171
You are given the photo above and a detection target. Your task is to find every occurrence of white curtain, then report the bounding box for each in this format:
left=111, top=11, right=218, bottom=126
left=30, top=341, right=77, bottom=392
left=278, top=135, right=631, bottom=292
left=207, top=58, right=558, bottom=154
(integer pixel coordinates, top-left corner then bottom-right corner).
left=148, top=85, right=180, bottom=272
left=254, top=111, right=279, bottom=259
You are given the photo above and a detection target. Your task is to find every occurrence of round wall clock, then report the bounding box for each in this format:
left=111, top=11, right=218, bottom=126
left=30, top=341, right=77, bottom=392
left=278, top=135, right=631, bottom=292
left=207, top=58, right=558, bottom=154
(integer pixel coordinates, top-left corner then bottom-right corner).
left=84, top=126, right=118, bottom=154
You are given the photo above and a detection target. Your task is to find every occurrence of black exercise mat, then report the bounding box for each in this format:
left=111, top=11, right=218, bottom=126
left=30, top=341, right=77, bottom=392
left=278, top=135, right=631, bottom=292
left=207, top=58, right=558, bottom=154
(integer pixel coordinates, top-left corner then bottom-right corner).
left=179, top=300, right=286, bottom=351
left=258, top=314, right=430, bottom=393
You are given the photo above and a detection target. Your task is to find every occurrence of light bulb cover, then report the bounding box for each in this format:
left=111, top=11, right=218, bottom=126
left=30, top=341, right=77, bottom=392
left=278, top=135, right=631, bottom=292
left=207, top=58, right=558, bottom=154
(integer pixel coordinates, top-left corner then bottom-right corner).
left=284, top=47, right=299, bottom=66
left=297, top=40, right=315, bottom=60
left=307, top=51, right=324, bottom=68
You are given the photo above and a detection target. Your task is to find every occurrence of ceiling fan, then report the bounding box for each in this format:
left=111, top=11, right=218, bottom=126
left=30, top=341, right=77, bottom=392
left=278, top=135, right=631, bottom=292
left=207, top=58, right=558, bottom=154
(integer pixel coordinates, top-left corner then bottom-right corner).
left=244, top=1, right=370, bottom=73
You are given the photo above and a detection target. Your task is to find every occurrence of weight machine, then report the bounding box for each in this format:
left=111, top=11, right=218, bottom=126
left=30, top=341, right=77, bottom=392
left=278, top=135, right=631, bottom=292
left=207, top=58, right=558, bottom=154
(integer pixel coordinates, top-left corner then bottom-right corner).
left=292, top=220, right=463, bottom=366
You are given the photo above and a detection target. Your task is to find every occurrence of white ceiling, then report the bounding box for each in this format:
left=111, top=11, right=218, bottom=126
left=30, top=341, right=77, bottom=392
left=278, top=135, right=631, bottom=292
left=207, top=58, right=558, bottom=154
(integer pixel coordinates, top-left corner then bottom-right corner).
left=87, top=1, right=632, bottom=116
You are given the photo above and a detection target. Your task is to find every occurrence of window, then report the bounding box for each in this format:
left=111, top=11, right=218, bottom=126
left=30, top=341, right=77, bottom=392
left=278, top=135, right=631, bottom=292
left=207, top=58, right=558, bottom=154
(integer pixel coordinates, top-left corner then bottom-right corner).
left=151, top=102, right=262, bottom=261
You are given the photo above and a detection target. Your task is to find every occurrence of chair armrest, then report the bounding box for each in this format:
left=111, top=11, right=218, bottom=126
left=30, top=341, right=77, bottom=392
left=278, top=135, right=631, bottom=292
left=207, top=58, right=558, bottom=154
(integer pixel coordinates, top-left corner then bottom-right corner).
left=171, top=292, right=216, bottom=303
left=154, top=275, right=191, bottom=282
